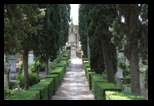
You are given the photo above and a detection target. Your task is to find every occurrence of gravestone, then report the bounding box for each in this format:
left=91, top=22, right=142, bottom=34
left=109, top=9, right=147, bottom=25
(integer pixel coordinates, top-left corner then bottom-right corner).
left=28, top=51, right=34, bottom=65
left=28, top=51, right=34, bottom=72
left=140, top=74, right=145, bottom=89
left=4, top=63, right=10, bottom=89
left=124, top=87, right=131, bottom=94
left=115, top=67, right=123, bottom=89
left=7, top=55, right=16, bottom=80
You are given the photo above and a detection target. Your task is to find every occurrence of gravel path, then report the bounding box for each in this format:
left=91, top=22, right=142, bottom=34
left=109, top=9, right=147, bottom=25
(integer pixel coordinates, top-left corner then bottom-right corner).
left=51, top=48, right=94, bottom=100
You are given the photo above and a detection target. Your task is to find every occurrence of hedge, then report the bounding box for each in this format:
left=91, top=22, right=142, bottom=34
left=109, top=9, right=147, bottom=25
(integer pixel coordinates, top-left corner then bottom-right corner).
left=46, top=74, right=60, bottom=93
left=28, top=82, right=49, bottom=100
left=105, top=91, right=146, bottom=100
left=91, top=74, right=107, bottom=92
left=49, top=67, right=64, bottom=84
left=40, top=78, right=54, bottom=99
left=57, top=60, right=67, bottom=73
left=6, top=91, right=40, bottom=100
left=94, top=81, right=121, bottom=100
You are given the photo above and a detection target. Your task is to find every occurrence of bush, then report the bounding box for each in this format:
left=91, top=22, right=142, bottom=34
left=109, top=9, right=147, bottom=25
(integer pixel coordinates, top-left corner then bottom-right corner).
left=16, top=72, right=39, bottom=88
left=54, top=55, right=62, bottom=63
left=4, top=86, right=13, bottom=99
left=121, top=77, right=131, bottom=84
left=49, top=67, right=64, bottom=84
left=29, top=82, right=49, bottom=100
left=6, top=90, right=40, bottom=100
left=29, top=60, right=45, bottom=72
left=46, top=74, right=60, bottom=93
left=89, top=73, right=107, bottom=91
left=94, top=81, right=121, bottom=100
left=49, top=61, right=58, bottom=70
left=9, top=80, right=18, bottom=89
left=106, top=91, right=146, bottom=100
left=66, top=46, right=71, bottom=51
left=40, top=78, right=54, bottom=99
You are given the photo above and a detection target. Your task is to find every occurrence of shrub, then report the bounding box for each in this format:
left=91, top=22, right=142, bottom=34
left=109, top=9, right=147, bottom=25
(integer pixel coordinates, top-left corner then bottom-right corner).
left=4, top=86, right=13, bottom=99
left=46, top=74, right=60, bottom=93
left=66, top=46, right=71, bottom=51
left=94, top=81, right=121, bottom=100
left=121, top=77, right=131, bottom=84
left=54, top=55, right=62, bottom=63
left=29, top=60, right=45, bottom=72
left=29, top=82, right=49, bottom=100
left=49, top=61, right=58, bottom=70
left=40, top=78, right=54, bottom=99
left=6, top=90, right=40, bottom=100
left=16, top=72, right=39, bottom=88
left=49, top=67, right=64, bottom=84
left=105, top=91, right=146, bottom=100
left=9, top=80, right=18, bottom=89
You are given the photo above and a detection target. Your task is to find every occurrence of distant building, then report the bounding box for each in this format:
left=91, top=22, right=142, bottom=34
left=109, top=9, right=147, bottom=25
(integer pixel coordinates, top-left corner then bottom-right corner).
left=68, top=18, right=81, bottom=49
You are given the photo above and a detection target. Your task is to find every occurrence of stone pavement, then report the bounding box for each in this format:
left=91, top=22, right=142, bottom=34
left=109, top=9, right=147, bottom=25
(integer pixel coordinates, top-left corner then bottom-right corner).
left=51, top=48, right=94, bottom=100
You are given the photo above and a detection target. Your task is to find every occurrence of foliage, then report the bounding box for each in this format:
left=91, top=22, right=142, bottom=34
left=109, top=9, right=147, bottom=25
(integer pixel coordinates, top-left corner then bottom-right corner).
left=4, top=86, right=14, bottom=99
left=110, top=4, right=148, bottom=95
left=16, top=72, right=40, bottom=88
left=40, top=78, right=55, bottom=99
left=106, top=91, right=146, bottom=100
left=6, top=90, right=40, bottom=100
left=9, top=81, right=18, bottom=89
left=79, top=4, right=118, bottom=83
left=94, top=81, right=121, bottom=100
left=66, top=46, right=71, bottom=51
left=29, top=59, right=45, bottom=72
left=49, top=61, right=58, bottom=70
left=46, top=74, right=60, bottom=92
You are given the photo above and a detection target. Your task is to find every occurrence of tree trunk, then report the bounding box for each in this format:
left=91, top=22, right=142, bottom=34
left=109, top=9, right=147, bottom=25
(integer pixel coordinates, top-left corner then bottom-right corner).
left=128, top=4, right=141, bottom=95
left=102, top=42, right=115, bottom=83
left=129, top=44, right=140, bottom=95
left=23, top=50, right=29, bottom=90
left=45, top=57, right=49, bottom=75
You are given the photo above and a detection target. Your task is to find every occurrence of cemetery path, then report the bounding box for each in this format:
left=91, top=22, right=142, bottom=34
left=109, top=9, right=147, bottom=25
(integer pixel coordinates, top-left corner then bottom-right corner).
left=51, top=48, right=95, bottom=100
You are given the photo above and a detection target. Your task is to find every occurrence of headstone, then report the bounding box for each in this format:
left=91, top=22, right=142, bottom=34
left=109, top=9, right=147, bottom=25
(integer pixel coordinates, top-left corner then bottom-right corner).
left=7, top=55, right=16, bottom=80
left=4, top=63, right=10, bottom=89
left=140, top=74, right=145, bottom=89
left=124, top=87, right=131, bottom=94
left=115, top=67, right=123, bottom=89
left=116, top=67, right=123, bottom=78
left=115, top=77, right=123, bottom=89
left=28, top=51, right=34, bottom=65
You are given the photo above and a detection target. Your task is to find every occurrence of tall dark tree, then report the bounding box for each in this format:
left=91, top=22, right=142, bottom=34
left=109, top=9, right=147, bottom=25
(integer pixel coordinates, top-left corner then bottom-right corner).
left=110, top=4, right=148, bottom=95
left=79, top=4, right=117, bottom=83
left=4, top=4, right=41, bottom=90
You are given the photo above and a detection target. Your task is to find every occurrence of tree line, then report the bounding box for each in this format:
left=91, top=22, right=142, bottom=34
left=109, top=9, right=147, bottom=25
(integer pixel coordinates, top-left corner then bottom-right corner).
left=4, top=4, right=70, bottom=90
left=79, top=4, right=148, bottom=95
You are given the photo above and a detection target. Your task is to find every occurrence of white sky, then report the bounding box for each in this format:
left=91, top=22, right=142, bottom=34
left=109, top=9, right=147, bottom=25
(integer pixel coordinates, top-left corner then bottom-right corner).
left=70, top=4, right=79, bottom=25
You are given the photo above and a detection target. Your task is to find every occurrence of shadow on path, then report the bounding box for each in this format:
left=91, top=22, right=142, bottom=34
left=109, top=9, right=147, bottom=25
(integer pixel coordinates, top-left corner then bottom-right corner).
left=51, top=48, right=94, bottom=100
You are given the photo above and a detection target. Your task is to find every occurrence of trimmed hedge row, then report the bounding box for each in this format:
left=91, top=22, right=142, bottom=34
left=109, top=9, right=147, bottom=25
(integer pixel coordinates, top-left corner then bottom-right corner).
left=49, top=67, right=64, bottom=84
left=28, top=81, right=49, bottom=100
left=7, top=51, right=69, bottom=100
left=106, top=91, right=146, bottom=100
left=46, top=74, right=60, bottom=93
left=94, top=81, right=121, bottom=100
left=82, top=57, right=146, bottom=100
left=6, top=91, right=40, bottom=100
